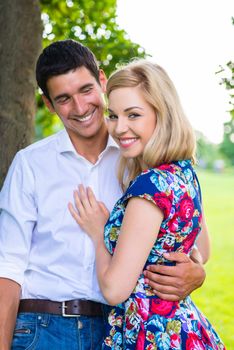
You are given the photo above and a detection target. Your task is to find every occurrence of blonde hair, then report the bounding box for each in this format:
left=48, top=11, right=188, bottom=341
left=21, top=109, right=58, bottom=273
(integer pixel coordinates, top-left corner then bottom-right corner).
left=106, top=59, right=196, bottom=190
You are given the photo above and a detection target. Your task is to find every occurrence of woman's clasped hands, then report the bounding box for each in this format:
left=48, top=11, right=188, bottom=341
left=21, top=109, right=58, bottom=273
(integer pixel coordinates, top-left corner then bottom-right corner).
left=68, top=185, right=109, bottom=243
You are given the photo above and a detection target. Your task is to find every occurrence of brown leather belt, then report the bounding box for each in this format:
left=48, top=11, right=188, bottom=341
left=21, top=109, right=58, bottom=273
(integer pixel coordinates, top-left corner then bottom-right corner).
left=18, top=299, right=103, bottom=317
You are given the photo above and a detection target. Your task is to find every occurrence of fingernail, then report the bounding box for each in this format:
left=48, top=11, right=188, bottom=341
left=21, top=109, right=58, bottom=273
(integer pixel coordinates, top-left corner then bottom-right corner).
left=164, top=253, right=170, bottom=258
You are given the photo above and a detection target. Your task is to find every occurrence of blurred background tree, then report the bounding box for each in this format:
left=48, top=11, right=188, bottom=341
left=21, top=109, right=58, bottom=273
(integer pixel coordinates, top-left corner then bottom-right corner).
left=0, top=0, right=42, bottom=188
left=218, top=58, right=234, bottom=165
left=216, top=17, right=234, bottom=166
left=195, top=17, right=234, bottom=171
left=196, top=131, right=225, bottom=170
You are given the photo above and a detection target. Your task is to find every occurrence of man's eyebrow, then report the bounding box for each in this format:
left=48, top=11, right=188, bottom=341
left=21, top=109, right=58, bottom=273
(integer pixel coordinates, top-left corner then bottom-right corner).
left=53, top=83, right=94, bottom=101
left=124, top=106, right=143, bottom=112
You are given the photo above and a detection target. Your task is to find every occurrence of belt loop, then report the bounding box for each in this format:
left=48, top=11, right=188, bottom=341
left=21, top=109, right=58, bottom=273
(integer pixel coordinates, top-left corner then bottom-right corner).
left=62, top=301, right=67, bottom=316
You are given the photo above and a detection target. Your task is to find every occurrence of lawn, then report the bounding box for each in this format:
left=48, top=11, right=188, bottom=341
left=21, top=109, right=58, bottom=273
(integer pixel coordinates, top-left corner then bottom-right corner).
left=192, top=169, right=234, bottom=348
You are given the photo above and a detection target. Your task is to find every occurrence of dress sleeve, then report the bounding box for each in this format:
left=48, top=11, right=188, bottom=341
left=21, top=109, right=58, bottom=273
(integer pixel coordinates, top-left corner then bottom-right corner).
left=122, top=169, right=173, bottom=220
left=0, top=151, right=37, bottom=285
left=193, top=171, right=202, bottom=204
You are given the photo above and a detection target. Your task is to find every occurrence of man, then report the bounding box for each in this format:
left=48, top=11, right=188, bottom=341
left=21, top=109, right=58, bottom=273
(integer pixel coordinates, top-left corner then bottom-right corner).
left=0, top=39, right=206, bottom=350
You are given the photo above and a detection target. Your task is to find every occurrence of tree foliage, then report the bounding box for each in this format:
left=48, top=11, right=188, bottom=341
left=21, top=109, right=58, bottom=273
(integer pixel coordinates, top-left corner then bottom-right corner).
left=36, top=0, right=148, bottom=139
left=196, top=131, right=225, bottom=170
left=217, top=17, right=234, bottom=164
left=220, top=117, right=234, bottom=165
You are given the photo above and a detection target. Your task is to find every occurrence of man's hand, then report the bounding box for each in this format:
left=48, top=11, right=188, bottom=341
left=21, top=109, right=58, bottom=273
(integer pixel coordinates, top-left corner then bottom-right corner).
left=144, top=252, right=206, bottom=301
left=0, top=278, right=21, bottom=350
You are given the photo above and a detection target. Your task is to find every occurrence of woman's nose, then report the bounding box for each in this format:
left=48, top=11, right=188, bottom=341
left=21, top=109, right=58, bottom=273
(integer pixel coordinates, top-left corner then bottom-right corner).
left=115, top=117, right=129, bottom=134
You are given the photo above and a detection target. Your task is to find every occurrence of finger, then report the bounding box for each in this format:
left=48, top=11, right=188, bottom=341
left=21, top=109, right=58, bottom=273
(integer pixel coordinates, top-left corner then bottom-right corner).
left=87, top=187, right=98, bottom=207
left=145, top=282, right=180, bottom=296
left=73, top=190, right=85, bottom=216
left=163, top=252, right=190, bottom=263
left=145, top=264, right=180, bottom=277
left=152, top=290, right=180, bottom=302
left=145, top=273, right=185, bottom=301
left=98, top=201, right=110, bottom=217
left=78, top=185, right=91, bottom=210
left=144, top=270, right=177, bottom=286
left=68, top=202, right=82, bottom=225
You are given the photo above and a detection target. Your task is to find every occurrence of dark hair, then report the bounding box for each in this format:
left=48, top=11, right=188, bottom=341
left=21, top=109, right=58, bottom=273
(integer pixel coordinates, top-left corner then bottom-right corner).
left=36, top=39, right=100, bottom=101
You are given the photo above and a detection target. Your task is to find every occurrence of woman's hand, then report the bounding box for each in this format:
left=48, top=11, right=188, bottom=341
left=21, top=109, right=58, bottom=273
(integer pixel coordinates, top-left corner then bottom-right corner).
left=68, top=185, right=109, bottom=243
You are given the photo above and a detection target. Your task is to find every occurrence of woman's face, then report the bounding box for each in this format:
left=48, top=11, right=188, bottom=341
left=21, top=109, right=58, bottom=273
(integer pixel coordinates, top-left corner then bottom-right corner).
left=107, top=86, right=157, bottom=159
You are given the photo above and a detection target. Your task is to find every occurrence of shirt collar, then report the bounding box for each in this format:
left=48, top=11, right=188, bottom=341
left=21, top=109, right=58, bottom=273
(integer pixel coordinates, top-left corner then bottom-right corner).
left=57, top=129, right=119, bottom=155
left=57, top=129, right=77, bottom=154
left=105, top=135, right=119, bottom=151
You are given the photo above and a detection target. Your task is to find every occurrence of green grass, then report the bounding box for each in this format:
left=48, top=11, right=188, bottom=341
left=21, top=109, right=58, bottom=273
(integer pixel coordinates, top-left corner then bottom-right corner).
left=192, top=169, right=234, bottom=348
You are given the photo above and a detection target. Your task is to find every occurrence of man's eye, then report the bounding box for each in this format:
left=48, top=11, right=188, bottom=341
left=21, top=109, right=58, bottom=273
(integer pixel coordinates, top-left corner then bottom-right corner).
left=82, top=87, right=93, bottom=93
left=57, top=97, right=70, bottom=104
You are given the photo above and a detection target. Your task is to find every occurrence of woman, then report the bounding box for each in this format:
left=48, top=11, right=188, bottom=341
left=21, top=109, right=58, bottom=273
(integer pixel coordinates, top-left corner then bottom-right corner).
left=69, top=60, right=225, bottom=349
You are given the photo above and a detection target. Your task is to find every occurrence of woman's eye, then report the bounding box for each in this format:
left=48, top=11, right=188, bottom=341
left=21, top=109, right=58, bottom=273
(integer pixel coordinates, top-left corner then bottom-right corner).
left=129, top=113, right=141, bottom=119
left=107, top=114, right=118, bottom=120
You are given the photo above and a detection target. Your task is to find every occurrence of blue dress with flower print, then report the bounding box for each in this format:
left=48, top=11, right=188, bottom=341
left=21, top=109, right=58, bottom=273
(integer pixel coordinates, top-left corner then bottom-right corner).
left=102, top=160, right=225, bottom=350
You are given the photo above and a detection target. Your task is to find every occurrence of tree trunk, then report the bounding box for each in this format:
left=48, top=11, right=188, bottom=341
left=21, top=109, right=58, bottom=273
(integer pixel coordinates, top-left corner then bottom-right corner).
left=0, top=0, right=42, bottom=188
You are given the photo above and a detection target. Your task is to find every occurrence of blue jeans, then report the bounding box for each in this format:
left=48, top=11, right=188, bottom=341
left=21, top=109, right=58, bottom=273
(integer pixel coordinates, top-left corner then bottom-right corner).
left=11, top=311, right=108, bottom=350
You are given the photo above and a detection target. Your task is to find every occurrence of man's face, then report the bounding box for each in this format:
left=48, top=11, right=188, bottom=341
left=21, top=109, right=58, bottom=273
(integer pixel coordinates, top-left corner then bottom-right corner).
left=44, top=67, right=107, bottom=142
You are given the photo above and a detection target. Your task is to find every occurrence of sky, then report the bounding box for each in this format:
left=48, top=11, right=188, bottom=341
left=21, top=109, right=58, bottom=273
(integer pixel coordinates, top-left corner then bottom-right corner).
left=117, top=0, right=233, bottom=143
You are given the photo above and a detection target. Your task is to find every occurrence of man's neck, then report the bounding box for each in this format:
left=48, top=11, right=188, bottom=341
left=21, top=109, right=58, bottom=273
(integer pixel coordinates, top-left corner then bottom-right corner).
left=70, top=127, right=109, bottom=164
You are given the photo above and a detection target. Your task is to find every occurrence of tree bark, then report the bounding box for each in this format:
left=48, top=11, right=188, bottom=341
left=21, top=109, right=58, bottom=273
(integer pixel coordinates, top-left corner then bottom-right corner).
left=0, top=0, right=42, bottom=188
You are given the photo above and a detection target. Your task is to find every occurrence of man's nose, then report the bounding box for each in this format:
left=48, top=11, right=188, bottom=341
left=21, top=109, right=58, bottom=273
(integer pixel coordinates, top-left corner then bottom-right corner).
left=73, top=95, right=87, bottom=115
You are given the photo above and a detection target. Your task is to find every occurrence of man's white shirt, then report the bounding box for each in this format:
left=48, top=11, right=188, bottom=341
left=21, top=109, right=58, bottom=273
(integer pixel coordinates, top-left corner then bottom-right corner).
left=0, top=129, right=122, bottom=303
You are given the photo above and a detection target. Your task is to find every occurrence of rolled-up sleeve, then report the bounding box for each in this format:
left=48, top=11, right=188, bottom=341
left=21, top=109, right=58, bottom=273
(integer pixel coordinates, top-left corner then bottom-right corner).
left=0, top=152, right=37, bottom=285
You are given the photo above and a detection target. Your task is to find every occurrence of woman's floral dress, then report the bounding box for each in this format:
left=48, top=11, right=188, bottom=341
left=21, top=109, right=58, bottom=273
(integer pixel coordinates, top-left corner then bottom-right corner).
left=103, top=160, right=225, bottom=350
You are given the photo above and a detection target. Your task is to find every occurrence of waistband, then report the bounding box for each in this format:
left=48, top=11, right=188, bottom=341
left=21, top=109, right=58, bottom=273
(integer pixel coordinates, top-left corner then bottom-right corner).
left=18, top=299, right=104, bottom=317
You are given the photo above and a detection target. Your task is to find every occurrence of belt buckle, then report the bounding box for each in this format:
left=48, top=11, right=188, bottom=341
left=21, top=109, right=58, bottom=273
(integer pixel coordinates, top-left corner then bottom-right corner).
left=62, top=301, right=80, bottom=317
